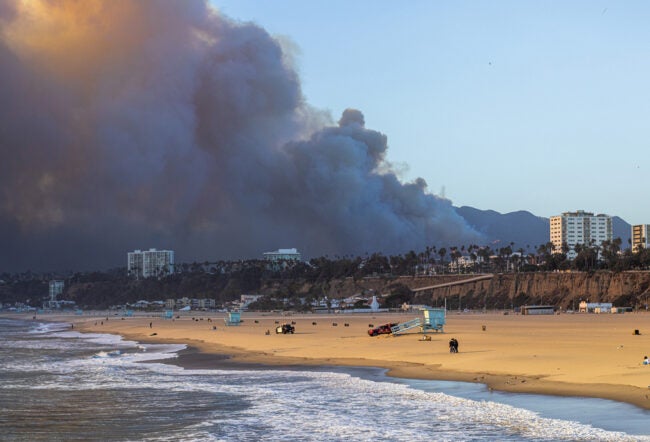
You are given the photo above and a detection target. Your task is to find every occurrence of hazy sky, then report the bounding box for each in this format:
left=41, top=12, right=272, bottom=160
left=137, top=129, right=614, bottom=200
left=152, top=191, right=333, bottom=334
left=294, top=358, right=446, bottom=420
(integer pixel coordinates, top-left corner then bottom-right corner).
left=1, top=1, right=647, bottom=272
left=216, top=0, right=650, bottom=223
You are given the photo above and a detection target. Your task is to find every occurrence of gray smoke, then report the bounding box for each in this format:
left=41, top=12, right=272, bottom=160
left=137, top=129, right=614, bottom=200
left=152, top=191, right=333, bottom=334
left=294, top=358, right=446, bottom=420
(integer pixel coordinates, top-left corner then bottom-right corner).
left=0, top=0, right=482, bottom=272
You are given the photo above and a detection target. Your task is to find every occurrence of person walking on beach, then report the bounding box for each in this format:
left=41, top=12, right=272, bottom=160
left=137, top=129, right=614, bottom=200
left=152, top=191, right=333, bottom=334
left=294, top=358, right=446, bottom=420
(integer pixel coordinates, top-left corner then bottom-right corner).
left=149, top=322, right=152, bottom=328
left=449, top=338, right=458, bottom=353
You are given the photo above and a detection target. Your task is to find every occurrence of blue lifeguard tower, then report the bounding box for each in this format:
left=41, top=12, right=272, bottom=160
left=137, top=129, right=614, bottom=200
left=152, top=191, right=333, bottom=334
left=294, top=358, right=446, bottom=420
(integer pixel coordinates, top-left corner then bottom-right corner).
left=224, top=311, right=241, bottom=326
left=422, top=308, right=446, bottom=333
left=162, top=310, right=173, bottom=319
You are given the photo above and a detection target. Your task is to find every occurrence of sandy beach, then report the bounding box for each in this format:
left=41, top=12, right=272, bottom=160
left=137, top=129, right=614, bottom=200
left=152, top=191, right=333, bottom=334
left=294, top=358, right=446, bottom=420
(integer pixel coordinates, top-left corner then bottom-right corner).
left=16, top=310, right=650, bottom=410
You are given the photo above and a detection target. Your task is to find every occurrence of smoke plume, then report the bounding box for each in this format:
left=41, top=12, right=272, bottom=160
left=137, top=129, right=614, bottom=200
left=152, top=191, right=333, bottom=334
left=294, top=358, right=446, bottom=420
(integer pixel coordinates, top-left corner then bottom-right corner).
left=0, top=0, right=481, bottom=271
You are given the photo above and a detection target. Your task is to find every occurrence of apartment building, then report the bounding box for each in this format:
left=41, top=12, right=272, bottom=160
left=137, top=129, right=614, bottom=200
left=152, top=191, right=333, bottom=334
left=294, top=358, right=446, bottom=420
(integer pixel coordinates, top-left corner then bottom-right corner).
left=128, top=248, right=174, bottom=278
left=549, top=210, right=612, bottom=259
left=631, top=224, right=650, bottom=251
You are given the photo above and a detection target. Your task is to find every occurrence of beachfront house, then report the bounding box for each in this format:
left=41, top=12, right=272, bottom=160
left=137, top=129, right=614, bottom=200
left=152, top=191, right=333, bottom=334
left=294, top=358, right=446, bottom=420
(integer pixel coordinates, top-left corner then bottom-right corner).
left=578, top=301, right=613, bottom=313
left=240, top=294, right=263, bottom=310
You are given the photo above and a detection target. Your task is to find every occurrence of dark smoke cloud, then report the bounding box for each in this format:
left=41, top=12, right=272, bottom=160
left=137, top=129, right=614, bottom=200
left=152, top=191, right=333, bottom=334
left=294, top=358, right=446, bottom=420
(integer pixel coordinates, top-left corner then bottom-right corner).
left=0, top=0, right=482, bottom=272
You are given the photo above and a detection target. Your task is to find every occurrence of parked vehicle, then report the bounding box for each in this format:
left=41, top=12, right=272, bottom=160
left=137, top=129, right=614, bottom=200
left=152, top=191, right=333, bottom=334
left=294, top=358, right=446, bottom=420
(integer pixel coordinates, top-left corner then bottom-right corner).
left=367, top=323, right=398, bottom=337
left=276, top=323, right=295, bottom=334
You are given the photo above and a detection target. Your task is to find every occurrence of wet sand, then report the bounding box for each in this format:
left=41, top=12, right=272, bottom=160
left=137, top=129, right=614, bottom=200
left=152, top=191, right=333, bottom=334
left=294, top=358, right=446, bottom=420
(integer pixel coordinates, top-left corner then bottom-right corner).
left=14, top=310, right=650, bottom=410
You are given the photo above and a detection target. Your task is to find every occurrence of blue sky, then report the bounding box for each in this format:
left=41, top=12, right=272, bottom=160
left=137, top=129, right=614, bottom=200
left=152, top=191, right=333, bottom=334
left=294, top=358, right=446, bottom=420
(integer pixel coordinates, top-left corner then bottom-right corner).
left=214, top=1, right=650, bottom=224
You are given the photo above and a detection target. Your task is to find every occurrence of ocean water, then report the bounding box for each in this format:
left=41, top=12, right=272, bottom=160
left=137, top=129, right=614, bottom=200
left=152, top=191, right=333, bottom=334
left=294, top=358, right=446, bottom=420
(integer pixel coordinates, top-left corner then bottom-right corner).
left=0, top=318, right=648, bottom=441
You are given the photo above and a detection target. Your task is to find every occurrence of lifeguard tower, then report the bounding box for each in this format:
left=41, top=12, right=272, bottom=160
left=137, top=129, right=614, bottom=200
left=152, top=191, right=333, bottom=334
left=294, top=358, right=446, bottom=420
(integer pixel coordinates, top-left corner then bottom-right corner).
left=390, top=308, right=446, bottom=335
left=224, top=311, right=241, bottom=326
left=422, top=308, right=445, bottom=333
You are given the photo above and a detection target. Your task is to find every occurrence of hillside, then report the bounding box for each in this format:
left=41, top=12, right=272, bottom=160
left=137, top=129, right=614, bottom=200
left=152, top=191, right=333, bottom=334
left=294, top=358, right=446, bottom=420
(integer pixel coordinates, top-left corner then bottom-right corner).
left=257, top=272, right=650, bottom=311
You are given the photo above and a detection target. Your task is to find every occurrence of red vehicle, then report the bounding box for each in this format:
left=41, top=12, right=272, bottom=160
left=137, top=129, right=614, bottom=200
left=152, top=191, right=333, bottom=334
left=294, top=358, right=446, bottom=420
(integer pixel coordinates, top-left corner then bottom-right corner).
left=368, top=323, right=398, bottom=337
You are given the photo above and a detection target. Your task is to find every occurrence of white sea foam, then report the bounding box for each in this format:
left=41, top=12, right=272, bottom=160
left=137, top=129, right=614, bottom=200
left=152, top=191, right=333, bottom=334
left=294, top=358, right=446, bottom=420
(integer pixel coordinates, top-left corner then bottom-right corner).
left=50, top=330, right=138, bottom=347
left=28, top=322, right=70, bottom=334
left=72, top=358, right=648, bottom=441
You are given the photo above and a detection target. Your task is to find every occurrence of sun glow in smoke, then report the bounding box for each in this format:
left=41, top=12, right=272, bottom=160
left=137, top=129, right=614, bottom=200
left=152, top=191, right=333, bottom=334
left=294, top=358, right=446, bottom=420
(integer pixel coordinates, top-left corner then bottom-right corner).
left=0, top=0, right=482, bottom=271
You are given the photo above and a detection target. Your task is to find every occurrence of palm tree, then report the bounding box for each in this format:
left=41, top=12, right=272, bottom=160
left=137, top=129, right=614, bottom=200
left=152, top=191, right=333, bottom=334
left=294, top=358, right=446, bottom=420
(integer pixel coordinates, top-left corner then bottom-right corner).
left=438, top=248, right=447, bottom=273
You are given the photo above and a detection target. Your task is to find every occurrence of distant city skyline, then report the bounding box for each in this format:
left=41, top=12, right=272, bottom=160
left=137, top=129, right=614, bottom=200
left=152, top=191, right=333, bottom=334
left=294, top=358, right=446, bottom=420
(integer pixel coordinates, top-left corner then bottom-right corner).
left=216, top=0, right=650, bottom=224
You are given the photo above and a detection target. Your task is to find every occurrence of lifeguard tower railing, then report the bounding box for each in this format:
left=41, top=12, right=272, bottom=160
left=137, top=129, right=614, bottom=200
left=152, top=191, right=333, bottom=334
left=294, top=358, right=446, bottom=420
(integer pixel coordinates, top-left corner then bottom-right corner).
left=390, top=308, right=446, bottom=336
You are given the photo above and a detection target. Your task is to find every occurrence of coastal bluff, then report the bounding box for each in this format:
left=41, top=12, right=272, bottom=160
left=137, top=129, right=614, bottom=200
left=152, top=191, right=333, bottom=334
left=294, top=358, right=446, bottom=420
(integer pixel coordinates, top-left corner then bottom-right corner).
left=273, top=271, right=650, bottom=310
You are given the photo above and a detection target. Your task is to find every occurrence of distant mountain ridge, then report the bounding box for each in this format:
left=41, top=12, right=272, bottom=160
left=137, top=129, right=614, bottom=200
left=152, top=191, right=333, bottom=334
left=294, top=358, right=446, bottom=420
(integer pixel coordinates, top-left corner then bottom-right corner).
left=455, top=206, right=631, bottom=250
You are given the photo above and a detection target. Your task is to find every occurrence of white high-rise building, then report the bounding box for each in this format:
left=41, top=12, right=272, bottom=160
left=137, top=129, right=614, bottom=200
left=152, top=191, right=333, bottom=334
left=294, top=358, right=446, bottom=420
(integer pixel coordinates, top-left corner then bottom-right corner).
left=631, top=225, right=650, bottom=251
left=549, top=210, right=612, bottom=259
left=262, top=248, right=301, bottom=262
left=49, top=280, right=64, bottom=302
left=128, top=249, right=174, bottom=278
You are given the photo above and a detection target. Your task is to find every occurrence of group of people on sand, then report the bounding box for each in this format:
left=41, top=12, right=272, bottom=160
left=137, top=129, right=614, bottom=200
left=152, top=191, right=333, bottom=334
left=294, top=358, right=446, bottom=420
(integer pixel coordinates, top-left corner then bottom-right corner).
left=449, top=338, right=459, bottom=353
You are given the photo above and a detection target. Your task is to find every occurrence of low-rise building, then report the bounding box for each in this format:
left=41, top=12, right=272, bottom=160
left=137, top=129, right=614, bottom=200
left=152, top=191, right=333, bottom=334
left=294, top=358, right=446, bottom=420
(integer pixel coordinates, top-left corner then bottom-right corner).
left=578, top=301, right=613, bottom=313
left=263, top=248, right=301, bottom=262
left=240, top=294, right=263, bottom=309
left=521, top=305, right=555, bottom=315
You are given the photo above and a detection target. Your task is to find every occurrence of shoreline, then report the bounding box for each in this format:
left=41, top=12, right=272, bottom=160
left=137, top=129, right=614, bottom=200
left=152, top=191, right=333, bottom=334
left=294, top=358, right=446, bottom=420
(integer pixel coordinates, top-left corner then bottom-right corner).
left=143, top=336, right=650, bottom=411
left=160, top=342, right=650, bottom=411
left=5, top=311, right=650, bottom=410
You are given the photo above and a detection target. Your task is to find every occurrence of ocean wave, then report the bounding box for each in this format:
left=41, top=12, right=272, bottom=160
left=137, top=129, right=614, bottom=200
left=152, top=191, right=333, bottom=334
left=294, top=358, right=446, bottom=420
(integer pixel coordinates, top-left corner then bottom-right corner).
left=2, top=319, right=647, bottom=441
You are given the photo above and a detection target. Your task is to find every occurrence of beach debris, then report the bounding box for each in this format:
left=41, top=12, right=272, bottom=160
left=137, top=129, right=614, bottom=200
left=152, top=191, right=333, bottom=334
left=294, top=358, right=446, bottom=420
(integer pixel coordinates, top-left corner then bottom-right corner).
left=254, top=320, right=259, bottom=323
left=482, top=325, right=486, bottom=331
left=344, top=323, right=350, bottom=327
left=150, top=333, right=157, bottom=336
left=332, top=323, right=338, bottom=326
left=634, top=329, right=641, bottom=335
left=212, top=326, right=217, bottom=330
left=617, top=345, right=624, bottom=350
left=275, top=320, right=280, bottom=324
left=312, top=322, right=317, bottom=325
left=419, top=335, right=431, bottom=341
left=368, top=323, right=374, bottom=327
left=291, top=321, right=296, bottom=325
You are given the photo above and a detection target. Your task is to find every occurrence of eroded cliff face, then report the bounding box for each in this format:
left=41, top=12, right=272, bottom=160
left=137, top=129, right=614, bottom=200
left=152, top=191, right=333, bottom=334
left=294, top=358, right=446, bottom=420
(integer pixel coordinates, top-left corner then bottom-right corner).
left=261, top=272, right=650, bottom=310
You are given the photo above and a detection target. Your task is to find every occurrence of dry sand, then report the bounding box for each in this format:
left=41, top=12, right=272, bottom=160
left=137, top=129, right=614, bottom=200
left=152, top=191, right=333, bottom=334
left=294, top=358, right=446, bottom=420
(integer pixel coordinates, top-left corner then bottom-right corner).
left=20, top=310, right=650, bottom=409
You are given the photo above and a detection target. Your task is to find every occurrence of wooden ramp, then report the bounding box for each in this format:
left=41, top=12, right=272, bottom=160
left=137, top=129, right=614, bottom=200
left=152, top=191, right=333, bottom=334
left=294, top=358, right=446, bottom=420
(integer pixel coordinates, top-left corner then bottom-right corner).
left=411, top=274, right=494, bottom=292
left=391, top=318, right=421, bottom=335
